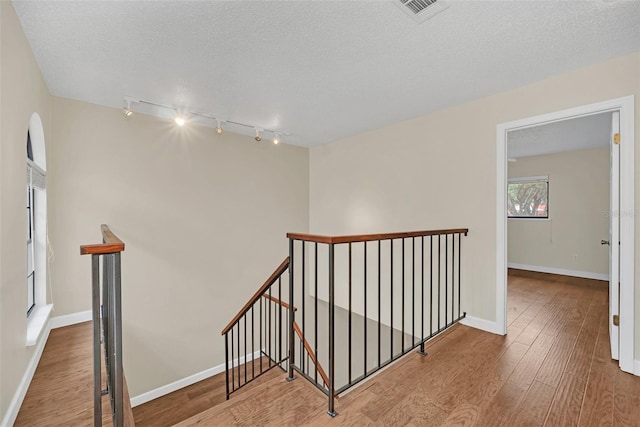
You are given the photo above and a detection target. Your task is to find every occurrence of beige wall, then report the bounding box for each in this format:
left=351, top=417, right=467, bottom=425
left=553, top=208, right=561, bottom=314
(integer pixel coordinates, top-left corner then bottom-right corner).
left=508, top=148, right=610, bottom=277
left=0, top=2, right=52, bottom=421
left=48, top=97, right=309, bottom=396
left=310, top=53, right=640, bottom=358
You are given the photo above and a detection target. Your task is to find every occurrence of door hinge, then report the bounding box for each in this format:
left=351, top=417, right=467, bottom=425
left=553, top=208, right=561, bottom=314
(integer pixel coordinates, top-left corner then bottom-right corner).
left=613, top=133, right=620, bottom=145
left=613, top=314, right=620, bottom=326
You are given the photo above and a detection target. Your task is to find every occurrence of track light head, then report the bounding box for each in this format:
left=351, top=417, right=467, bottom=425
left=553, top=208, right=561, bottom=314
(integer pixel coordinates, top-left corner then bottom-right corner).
left=273, top=133, right=280, bottom=145
left=216, top=120, right=223, bottom=134
left=123, top=99, right=133, bottom=117
left=174, top=116, right=186, bottom=127
left=254, top=128, right=262, bottom=142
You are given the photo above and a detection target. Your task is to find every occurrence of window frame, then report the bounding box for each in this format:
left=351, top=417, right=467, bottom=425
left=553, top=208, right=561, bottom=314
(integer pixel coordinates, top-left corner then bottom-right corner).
left=507, top=175, right=550, bottom=219
left=27, top=181, right=36, bottom=316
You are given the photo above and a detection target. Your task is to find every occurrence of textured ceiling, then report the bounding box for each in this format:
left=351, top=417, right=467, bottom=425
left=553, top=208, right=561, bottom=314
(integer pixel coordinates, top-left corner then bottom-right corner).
left=508, top=112, right=612, bottom=159
left=12, top=0, right=640, bottom=147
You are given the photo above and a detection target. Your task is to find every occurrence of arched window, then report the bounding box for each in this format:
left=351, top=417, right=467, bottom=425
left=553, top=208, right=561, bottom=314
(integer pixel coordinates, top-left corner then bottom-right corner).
left=26, top=114, right=47, bottom=320
left=27, top=132, right=35, bottom=314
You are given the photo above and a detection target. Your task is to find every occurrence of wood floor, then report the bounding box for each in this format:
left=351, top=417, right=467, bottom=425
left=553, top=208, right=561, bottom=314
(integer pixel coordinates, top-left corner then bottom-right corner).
left=17, top=270, right=640, bottom=426
left=15, top=321, right=135, bottom=426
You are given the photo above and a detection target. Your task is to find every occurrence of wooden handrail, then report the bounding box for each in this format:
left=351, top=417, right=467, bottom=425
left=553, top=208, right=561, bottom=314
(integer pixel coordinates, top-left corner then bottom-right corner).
left=221, top=257, right=290, bottom=335
left=262, top=294, right=297, bottom=312
left=80, top=224, right=125, bottom=255
left=293, top=322, right=329, bottom=388
left=287, top=228, right=469, bottom=244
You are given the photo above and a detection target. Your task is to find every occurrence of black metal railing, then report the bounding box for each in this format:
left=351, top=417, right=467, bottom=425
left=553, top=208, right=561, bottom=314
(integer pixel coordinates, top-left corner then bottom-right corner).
left=81, top=225, right=126, bottom=427
left=221, top=228, right=468, bottom=417
left=286, top=228, right=468, bottom=416
left=221, top=258, right=293, bottom=398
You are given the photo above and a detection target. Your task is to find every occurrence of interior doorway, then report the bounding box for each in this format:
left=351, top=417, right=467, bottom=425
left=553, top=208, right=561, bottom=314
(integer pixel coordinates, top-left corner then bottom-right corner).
left=496, top=96, right=635, bottom=374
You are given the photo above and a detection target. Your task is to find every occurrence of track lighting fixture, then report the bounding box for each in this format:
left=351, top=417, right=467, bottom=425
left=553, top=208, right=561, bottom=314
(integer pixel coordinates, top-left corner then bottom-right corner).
left=123, top=99, right=133, bottom=117
left=123, top=96, right=288, bottom=142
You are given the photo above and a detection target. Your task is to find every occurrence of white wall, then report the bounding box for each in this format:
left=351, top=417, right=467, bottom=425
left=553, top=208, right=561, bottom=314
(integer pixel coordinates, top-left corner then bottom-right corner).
left=309, top=52, right=640, bottom=358
left=0, top=2, right=52, bottom=421
left=508, top=148, right=610, bottom=279
left=48, top=97, right=309, bottom=396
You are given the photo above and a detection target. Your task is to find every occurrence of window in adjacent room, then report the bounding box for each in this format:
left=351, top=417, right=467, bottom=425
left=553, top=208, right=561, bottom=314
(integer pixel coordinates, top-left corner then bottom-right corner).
left=507, top=176, right=549, bottom=219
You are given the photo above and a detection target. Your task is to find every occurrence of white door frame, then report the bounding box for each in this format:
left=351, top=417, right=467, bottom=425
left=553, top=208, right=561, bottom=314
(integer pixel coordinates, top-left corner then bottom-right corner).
left=496, top=95, right=635, bottom=374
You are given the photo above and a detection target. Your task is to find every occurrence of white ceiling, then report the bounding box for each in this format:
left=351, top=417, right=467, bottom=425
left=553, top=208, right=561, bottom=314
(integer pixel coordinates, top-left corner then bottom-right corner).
left=12, top=0, right=640, bottom=147
left=508, top=112, right=613, bottom=159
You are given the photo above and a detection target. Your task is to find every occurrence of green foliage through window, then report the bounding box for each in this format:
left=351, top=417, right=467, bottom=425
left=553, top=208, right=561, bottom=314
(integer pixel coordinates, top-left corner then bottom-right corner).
left=507, top=179, right=548, bottom=218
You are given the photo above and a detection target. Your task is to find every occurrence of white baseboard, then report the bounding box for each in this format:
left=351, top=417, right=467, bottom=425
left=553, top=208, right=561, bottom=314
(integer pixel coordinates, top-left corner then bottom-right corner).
left=507, top=263, right=608, bottom=281
left=1, top=319, right=52, bottom=427
left=460, top=315, right=504, bottom=335
left=130, top=350, right=263, bottom=407
left=50, top=310, right=92, bottom=329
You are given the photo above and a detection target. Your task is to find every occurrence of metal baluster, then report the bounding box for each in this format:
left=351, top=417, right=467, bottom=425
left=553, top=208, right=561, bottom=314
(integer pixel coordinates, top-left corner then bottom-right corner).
left=288, top=238, right=295, bottom=380
left=445, top=234, right=448, bottom=327
left=244, top=314, right=248, bottom=384
left=302, top=241, right=306, bottom=374
left=102, top=254, right=110, bottom=382
left=430, top=236, right=433, bottom=337
left=328, top=243, right=337, bottom=417
left=348, top=242, right=352, bottom=384
left=251, top=305, right=255, bottom=379
left=225, top=333, right=230, bottom=399
left=268, top=286, right=272, bottom=367
left=390, top=239, right=394, bottom=360
left=259, top=297, right=263, bottom=373
left=91, top=255, right=102, bottom=426
left=112, top=252, right=123, bottom=427
left=419, top=237, right=426, bottom=355
left=314, top=242, right=318, bottom=384
left=363, top=241, right=367, bottom=377
left=459, top=232, right=464, bottom=319
left=237, top=321, right=241, bottom=387
left=231, top=325, right=235, bottom=392
left=412, top=237, right=415, bottom=347
left=401, top=238, right=405, bottom=352
left=278, top=277, right=283, bottom=365
left=377, top=240, right=381, bottom=368
left=452, top=234, right=455, bottom=324
left=438, top=235, right=441, bottom=331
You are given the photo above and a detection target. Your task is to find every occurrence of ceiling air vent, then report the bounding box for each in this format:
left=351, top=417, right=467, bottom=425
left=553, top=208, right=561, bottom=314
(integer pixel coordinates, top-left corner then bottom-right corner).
left=394, top=0, right=449, bottom=23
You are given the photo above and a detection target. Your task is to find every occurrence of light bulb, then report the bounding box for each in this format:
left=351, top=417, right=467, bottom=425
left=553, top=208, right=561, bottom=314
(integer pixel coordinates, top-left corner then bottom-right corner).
left=216, top=126, right=223, bottom=134
left=123, top=99, right=133, bottom=117
left=273, top=135, right=280, bottom=145
left=175, top=116, right=186, bottom=127
left=254, top=128, right=262, bottom=142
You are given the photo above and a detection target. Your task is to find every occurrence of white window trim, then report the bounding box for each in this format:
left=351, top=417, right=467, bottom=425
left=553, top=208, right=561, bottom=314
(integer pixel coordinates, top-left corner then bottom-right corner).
left=508, top=175, right=548, bottom=184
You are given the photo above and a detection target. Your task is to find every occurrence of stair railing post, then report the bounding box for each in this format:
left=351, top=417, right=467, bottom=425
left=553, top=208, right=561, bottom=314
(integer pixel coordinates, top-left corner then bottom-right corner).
left=112, top=252, right=124, bottom=427
left=287, top=238, right=295, bottom=381
left=91, top=254, right=102, bottom=427
left=328, top=243, right=337, bottom=417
